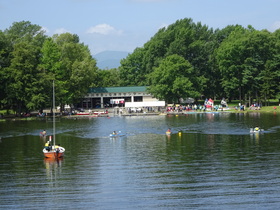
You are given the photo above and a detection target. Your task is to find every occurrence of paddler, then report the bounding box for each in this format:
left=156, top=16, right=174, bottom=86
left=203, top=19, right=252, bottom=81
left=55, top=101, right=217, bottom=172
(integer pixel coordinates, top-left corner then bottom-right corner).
left=45, top=141, right=50, bottom=151
left=41, top=130, right=46, bottom=137
left=166, top=128, right=171, bottom=135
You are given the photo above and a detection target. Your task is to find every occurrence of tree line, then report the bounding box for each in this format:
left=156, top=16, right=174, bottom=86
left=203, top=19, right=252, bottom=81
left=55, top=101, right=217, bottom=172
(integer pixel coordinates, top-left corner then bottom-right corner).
left=119, top=18, right=280, bottom=105
left=0, top=21, right=101, bottom=114
left=1, top=19, right=279, bottom=114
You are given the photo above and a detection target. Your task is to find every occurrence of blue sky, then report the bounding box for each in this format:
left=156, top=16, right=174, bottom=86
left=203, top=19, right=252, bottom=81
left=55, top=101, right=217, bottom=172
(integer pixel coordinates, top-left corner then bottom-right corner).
left=1, top=0, right=280, bottom=55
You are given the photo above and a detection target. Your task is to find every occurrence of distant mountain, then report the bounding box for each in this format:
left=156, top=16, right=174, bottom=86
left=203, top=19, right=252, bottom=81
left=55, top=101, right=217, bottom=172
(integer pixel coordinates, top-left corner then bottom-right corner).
left=93, top=51, right=130, bottom=69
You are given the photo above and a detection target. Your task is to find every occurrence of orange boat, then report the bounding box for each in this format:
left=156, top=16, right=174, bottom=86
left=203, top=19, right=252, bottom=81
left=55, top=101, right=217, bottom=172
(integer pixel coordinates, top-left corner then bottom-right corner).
left=43, top=145, right=65, bottom=158
left=43, top=81, right=65, bottom=159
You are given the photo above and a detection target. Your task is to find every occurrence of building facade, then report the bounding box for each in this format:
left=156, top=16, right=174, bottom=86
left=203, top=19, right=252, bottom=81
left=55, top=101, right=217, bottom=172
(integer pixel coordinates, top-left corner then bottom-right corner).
left=79, top=86, right=165, bottom=109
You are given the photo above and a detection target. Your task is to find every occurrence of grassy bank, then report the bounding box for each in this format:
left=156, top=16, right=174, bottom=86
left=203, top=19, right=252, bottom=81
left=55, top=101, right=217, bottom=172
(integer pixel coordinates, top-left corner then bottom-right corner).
left=241, top=105, right=280, bottom=113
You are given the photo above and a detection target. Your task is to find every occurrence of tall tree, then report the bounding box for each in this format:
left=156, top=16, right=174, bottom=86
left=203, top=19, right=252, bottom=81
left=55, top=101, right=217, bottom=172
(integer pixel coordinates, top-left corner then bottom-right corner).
left=95, top=68, right=121, bottom=87
left=6, top=41, right=43, bottom=113
left=3, top=21, right=46, bottom=113
left=216, top=26, right=249, bottom=101
left=39, top=38, right=62, bottom=110
left=148, top=54, right=200, bottom=103
left=0, top=31, right=9, bottom=107
left=52, top=33, right=98, bottom=108
left=119, top=18, right=213, bottom=99
left=260, top=29, right=280, bottom=104
left=216, top=26, right=276, bottom=103
left=119, top=48, right=146, bottom=86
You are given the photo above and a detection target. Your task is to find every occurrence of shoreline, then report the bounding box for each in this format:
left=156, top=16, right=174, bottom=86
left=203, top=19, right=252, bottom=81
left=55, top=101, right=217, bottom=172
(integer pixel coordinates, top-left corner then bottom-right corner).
left=0, top=106, right=279, bottom=121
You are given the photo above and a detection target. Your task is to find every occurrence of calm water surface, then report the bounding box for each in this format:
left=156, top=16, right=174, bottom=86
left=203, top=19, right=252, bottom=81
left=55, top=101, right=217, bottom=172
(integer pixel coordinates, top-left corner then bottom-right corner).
left=1, top=112, right=280, bottom=209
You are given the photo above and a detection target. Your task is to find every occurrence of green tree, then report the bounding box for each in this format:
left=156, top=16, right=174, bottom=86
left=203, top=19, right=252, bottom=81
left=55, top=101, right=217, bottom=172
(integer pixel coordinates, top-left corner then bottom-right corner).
left=95, top=68, right=121, bottom=87
left=6, top=41, right=43, bottom=113
left=53, top=33, right=98, bottom=108
left=119, top=48, right=146, bottom=86
left=260, top=29, right=280, bottom=104
left=206, top=25, right=243, bottom=99
left=216, top=26, right=276, bottom=104
left=38, top=38, right=62, bottom=110
left=119, top=18, right=213, bottom=99
left=0, top=31, right=9, bottom=108
left=216, top=26, right=249, bottom=101
left=3, top=21, right=46, bottom=113
left=148, top=54, right=200, bottom=103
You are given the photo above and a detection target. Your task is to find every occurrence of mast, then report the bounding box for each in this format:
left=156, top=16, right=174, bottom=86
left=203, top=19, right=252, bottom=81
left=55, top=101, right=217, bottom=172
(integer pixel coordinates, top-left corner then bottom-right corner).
left=53, top=80, right=56, bottom=147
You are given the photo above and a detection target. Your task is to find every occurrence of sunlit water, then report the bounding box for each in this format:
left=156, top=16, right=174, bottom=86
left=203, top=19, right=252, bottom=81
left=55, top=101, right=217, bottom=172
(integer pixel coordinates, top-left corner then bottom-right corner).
left=0, top=112, right=280, bottom=209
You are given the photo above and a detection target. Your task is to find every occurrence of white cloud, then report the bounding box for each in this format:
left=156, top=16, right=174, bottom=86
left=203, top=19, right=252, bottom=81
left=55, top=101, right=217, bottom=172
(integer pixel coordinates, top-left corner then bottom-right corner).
left=54, top=28, right=70, bottom=34
left=86, top=24, right=123, bottom=35
left=270, top=21, right=280, bottom=31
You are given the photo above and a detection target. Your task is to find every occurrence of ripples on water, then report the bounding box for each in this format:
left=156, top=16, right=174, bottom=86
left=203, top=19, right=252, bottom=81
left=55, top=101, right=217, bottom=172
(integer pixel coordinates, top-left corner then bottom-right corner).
left=0, top=112, right=280, bottom=209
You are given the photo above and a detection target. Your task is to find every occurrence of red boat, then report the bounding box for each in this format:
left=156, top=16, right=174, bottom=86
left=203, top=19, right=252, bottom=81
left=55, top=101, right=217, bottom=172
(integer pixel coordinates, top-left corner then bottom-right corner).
left=77, top=112, right=91, bottom=115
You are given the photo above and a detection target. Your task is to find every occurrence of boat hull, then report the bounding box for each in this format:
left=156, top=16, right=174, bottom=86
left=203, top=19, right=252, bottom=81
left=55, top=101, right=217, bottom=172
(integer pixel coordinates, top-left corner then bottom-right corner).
left=77, top=113, right=91, bottom=115
left=94, top=111, right=108, bottom=116
left=110, top=134, right=124, bottom=137
left=43, top=147, right=65, bottom=158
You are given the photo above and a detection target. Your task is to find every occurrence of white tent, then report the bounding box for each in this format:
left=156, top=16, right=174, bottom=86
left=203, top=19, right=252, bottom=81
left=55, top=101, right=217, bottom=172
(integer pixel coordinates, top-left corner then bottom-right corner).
left=125, top=101, right=165, bottom=108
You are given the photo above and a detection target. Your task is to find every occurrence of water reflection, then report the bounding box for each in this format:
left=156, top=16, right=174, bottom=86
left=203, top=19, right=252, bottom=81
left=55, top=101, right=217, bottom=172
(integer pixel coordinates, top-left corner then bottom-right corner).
left=44, top=158, right=63, bottom=171
left=44, top=158, right=63, bottom=184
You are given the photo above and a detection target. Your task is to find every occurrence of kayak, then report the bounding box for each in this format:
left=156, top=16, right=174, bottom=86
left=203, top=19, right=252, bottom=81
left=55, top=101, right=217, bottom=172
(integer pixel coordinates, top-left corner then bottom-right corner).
left=250, top=128, right=263, bottom=133
left=109, top=132, right=124, bottom=137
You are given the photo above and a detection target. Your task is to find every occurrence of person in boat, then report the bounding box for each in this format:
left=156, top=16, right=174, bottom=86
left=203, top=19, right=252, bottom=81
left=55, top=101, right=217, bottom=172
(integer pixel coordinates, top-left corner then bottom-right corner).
left=45, top=141, right=51, bottom=151
left=254, top=126, right=260, bottom=132
left=54, top=144, right=61, bottom=152
left=41, top=130, right=47, bottom=137
left=166, top=128, right=171, bottom=135
left=112, top=131, right=117, bottom=135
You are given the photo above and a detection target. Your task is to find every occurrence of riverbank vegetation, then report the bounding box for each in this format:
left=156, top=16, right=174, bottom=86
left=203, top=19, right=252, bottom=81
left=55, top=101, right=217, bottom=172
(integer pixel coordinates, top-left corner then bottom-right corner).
left=0, top=19, right=279, bottom=114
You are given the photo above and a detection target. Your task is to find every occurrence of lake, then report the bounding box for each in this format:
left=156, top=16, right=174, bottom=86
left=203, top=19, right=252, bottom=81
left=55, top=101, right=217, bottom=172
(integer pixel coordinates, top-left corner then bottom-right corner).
left=0, top=112, right=280, bottom=209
